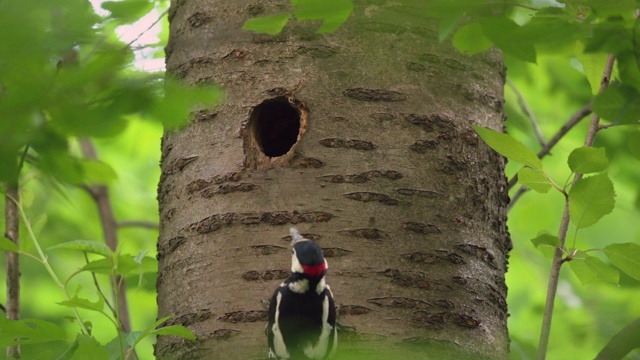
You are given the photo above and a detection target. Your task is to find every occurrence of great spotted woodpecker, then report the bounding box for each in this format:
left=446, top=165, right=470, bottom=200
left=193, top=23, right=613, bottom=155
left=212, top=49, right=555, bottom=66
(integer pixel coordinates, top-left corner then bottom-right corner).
left=267, top=228, right=337, bottom=359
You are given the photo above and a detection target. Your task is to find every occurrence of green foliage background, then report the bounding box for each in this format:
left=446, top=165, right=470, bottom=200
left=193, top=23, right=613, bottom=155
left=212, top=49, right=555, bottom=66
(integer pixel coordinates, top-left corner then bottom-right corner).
left=1, top=122, right=164, bottom=359
left=505, top=56, right=640, bottom=359
left=1, top=0, right=639, bottom=359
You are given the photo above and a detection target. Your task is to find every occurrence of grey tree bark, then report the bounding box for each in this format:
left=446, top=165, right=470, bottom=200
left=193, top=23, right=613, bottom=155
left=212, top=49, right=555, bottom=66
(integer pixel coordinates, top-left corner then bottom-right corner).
left=157, top=1, right=511, bottom=359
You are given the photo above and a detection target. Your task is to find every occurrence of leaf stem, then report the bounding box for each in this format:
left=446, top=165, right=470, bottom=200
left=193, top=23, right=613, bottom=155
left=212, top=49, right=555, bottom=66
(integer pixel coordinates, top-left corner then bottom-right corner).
left=84, top=252, right=118, bottom=318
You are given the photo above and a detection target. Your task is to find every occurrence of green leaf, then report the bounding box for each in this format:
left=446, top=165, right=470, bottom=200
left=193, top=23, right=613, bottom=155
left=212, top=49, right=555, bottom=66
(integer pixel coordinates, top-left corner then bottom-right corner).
left=569, top=251, right=619, bottom=285
left=82, top=254, right=157, bottom=276
left=569, top=172, right=615, bottom=229
left=473, top=126, right=542, bottom=170
left=242, top=13, right=292, bottom=35
left=517, top=9, right=586, bottom=52
left=104, top=333, right=129, bottom=360
left=151, top=325, right=197, bottom=340
left=531, top=234, right=561, bottom=259
left=68, top=334, right=109, bottom=360
left=583, top=17, right=632, bottom=54
left=102, top=0, right=154, bottom=24
left=57, top=294, right=106, bottom=315
left=617, top=51, right=640, bottom=92
left=567, top=146, right=609, bottom=174
left=604, top=243, right=640, bottom=281
left=80, top=159, right=118, bottom=185
left=0, top=238, right=18, bottom=252
left=437, top=12, right=464, bottom=42
left=293, top=0, right=354, bottom=34
left=126, top=331, right=142, bottom=347
left=48, top=240, right=113, bottom=258
left=518, top=167, right=552, bottom=193
left=628, top=130, right=640, bottom=160
left=452, top=22, right=492, bottom=55
left=480, top=16, right=537, bottom=63
left=149, top=80, right=224, bottom=130
left=531, top=234, right=561, bottom=248
left=0, top=317, right=68, bottom=346
left=593, top=85, right=640, bottom=124
left=129, top=315, right=194, bottom=352
left=81, top=258, right=115, bottom=275
left=575, top=48, right=610, bottom=95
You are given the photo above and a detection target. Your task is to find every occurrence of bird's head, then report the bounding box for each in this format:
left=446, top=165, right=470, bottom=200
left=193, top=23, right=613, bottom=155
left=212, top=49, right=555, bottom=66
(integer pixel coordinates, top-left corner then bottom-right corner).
left=289, top=228, right=327, bottom=278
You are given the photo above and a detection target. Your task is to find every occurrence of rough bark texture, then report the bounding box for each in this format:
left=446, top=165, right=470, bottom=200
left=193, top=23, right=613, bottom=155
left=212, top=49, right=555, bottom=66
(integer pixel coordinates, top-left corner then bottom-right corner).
left=158, top=1, right=510, bottom=359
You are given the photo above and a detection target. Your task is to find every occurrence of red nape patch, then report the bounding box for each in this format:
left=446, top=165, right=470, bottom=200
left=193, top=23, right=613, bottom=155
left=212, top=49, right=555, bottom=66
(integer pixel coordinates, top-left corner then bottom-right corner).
left=302, top=263, right=326, bottom=277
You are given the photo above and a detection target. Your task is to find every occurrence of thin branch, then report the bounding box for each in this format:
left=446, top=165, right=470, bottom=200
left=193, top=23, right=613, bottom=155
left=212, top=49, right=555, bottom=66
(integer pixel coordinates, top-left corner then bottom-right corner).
left=78, top=138, right=133, bottom=335
left=537, top=103, right=594, bottom=160
left=598, top=121, right=639, bottom=131
left=507, top=101, right=593, bottom=207
left=506, top=186, right=528, bottom=212
left=537, top=54, right=616, bottom=360
left=507, top=79, right=546, bottom=147
left=117, top=220, right=159, bottom=230
left=5, top=184, right=20, bottom=359
left=123, top=9, right=169, bottom=50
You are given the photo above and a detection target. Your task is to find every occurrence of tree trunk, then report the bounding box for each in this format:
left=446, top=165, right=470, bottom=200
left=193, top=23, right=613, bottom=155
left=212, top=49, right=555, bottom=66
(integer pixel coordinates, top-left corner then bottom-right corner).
left=157, top=1, right=510, bottom=359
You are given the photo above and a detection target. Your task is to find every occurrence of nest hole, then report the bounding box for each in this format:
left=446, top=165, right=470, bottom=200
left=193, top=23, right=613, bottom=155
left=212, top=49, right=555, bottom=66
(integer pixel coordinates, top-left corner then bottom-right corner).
left=249, top=96, right=301, bottom=157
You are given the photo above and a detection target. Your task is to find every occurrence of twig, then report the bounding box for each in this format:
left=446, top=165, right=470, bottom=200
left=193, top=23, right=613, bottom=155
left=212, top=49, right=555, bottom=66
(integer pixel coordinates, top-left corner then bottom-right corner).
left=508, top=102, right=593, bottom=190
left=78, top=138, right=133, bottom=336
left=124, top=9, right=169, bottom=49
left=507, top=79, right=546, bottom=147
left=537, top=54, right=616, bottom=360
left=117, top=220, right=159, bottom=230
left=507, top=102, right=593, bottom=210
left=537, top=103, right=594, bottom=159
left=506, top=186, right=528, bottom=212
left=5, top=184, right=20, bottom=359
left=598, top=122, right=639, bottom=131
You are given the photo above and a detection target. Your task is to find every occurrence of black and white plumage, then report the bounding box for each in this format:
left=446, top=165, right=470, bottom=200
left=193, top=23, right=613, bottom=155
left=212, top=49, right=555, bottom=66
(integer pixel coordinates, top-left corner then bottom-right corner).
left=267, top=228, right=337, bottom=359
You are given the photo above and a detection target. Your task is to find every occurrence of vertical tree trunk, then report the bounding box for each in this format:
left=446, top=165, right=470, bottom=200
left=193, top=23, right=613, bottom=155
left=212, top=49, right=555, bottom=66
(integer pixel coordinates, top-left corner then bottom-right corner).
left=157, top=1, right=510, bottom=359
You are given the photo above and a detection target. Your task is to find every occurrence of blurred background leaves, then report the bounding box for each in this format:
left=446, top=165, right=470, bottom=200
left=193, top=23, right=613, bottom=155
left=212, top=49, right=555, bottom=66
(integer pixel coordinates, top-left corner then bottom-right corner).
left=0, top=0, right=639, bottom=359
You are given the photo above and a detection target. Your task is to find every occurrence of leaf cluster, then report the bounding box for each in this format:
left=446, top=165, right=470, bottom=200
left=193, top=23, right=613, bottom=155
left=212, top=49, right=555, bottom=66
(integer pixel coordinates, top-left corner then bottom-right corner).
left=441, top=0, right=640, bottom=127
left=1, top=232, right=195, bottom=359
left=475, top=126, right=640, bottom=287
left=0, top=0, right=223, bottom=184
left=243, top=0, right=354, bottom=35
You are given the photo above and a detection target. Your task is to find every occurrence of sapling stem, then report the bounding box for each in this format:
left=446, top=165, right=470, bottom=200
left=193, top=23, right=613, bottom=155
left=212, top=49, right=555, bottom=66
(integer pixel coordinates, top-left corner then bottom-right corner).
left=536, top=54, right=615, bottom=360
